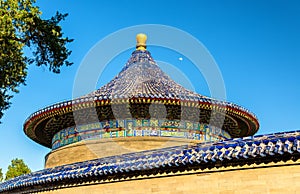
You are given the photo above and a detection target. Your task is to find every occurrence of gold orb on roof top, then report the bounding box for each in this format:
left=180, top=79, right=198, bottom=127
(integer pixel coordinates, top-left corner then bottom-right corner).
left=136, top=33, right=147, bottom=50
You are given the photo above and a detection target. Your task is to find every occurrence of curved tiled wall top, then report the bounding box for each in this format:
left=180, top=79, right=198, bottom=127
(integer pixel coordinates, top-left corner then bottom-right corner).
left=1, top=129, right=299, bottom=193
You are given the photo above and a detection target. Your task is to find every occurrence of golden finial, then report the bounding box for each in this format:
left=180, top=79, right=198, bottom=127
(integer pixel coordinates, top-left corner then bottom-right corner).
left=136, top=33, right=147, bottom=50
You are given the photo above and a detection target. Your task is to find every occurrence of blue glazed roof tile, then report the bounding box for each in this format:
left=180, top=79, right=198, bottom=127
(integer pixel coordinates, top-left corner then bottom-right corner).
left=1, top=129, right=300, bottom=193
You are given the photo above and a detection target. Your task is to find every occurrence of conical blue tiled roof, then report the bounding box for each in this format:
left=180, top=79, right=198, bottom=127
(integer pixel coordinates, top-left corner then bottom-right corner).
left=86, top=50, right=204, bottom=100
left=23, top=34, right=259, bottom=148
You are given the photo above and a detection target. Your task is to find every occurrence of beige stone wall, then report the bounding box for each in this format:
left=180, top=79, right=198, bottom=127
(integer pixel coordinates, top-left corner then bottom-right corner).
left=45, top=137, right=201, bottom=168
left=43, top=138, right=300, bottom=194
left=40, top=161, right=300, bottom=194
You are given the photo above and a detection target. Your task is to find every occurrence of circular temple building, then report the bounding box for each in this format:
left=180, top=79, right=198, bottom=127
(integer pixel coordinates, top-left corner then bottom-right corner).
left=24, top=34, right=258, bottom=167
left=1, top=34, right=300, bottom=194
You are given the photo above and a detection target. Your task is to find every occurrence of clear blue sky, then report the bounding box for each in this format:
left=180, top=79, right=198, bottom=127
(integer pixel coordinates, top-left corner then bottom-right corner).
left=0, top=0, right=299, bottom=174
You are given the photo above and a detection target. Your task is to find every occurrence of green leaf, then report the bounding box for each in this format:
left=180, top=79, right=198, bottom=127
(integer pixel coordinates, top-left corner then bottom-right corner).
left=0, top=0, right=73, bottom=122
left=5, top=158, right=31, bottom=180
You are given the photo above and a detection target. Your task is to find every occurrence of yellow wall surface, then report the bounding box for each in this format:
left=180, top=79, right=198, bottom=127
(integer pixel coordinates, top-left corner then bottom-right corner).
left=45, top=137, right=201, bottom=168
left=41, top=161, right=300, bottom=194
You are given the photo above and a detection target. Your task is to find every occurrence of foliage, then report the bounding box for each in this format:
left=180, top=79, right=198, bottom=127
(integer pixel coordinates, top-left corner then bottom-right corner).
left=5, top=158, right=31, bottom=180
left=0, top=168, right=3, bottom=182
left=0, top=0, right=73, bottom=121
